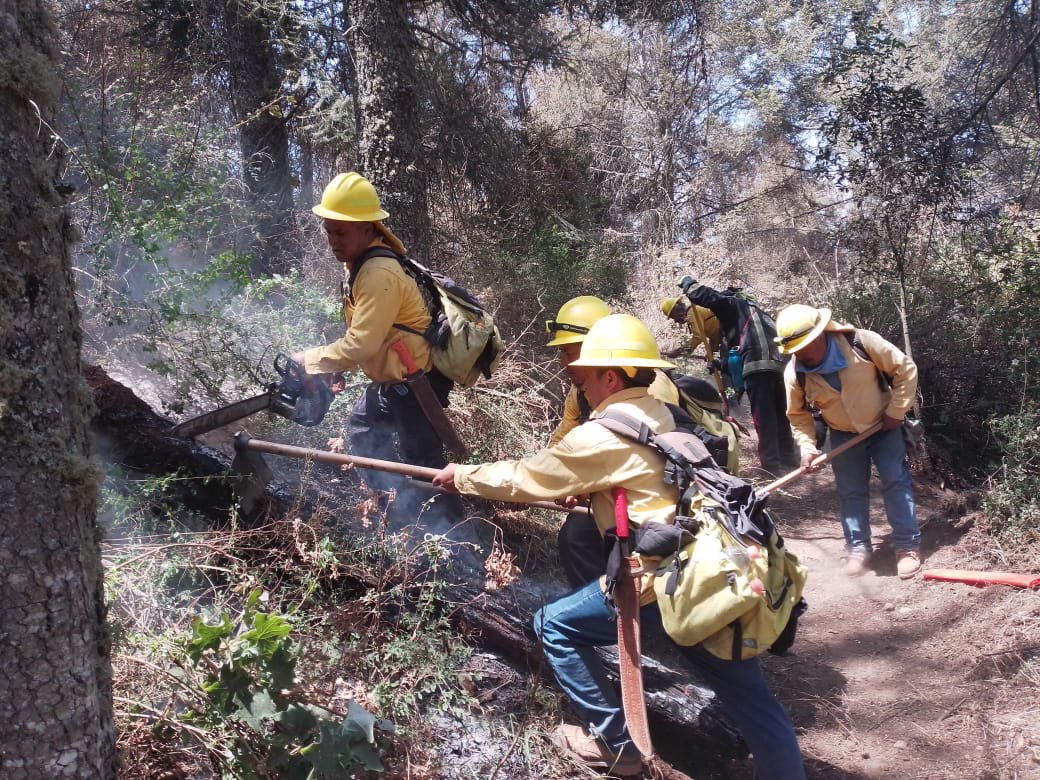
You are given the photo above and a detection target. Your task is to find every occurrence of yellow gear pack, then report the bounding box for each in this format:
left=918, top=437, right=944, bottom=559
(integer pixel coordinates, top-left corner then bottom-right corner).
left=596, top=409, right=808, bottom=661
left=352, top=248, right=503, bottom=387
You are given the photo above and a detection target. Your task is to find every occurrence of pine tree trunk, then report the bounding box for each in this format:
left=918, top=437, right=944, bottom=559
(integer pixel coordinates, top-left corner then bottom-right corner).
left=346, top=0, right=430, bottom=256
left=226, top=0, right=298, bottom=276
left=0, top=1, right=115, bottom=776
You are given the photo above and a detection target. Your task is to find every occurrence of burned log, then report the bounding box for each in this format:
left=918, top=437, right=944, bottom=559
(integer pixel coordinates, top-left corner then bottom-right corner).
left=85, top=365, right=747, bottom=775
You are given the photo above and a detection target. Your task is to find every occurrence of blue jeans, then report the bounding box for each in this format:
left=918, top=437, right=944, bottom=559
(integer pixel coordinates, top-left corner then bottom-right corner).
left=533, top=581, right=805, bottom=780
left=829, top=426, right=919, bottom=553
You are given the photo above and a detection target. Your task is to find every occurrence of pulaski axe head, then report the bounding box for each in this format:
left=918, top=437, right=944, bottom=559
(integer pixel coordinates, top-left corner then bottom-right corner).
left=232, top=432, right=273, bottom=517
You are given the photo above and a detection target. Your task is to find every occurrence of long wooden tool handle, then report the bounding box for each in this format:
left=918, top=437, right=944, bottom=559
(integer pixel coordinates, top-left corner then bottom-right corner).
left=239, top=435, right=583, bottom=515
left=761, top=422, right=883, bottom=496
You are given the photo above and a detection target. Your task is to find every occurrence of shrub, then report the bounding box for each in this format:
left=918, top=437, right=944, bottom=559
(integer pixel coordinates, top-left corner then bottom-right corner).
left=982, top=409, right=1040, bottom=547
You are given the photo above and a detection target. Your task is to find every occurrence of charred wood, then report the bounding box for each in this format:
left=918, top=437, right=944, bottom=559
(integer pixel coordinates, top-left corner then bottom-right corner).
left=85, top=364, right=747, bottom=774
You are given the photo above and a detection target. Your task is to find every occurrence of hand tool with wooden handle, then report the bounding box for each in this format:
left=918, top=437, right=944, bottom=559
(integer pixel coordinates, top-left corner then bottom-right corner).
left=612, top=487, right=654, bottom=759
left=760, top=421, right=884, bottom=496
left=390, top=340, right=472, bottom=459
left=232, top=433, right=584, bottom=517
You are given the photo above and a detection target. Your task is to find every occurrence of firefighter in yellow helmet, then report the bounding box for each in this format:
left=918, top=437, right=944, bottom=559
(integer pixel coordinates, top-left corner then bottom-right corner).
left=546, top=296, right=613, bottom=445
left=293, top=172, right=457, bottom=517
left=661, top=295, right=723, bottom=359
left=776, top=304, right=921, bottom=579
left=432, top=314, right=804, bottom=778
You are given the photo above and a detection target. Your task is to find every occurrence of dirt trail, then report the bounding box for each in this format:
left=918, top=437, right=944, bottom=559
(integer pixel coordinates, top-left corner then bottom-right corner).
left=744, top=462, right=1040, bottom=780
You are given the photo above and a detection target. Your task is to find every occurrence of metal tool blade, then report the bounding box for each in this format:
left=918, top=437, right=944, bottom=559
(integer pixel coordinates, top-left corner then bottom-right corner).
left=171, top=391, right=275, bottom=438
left=401, top=373, right=473, bottom=459
left=231, top=432, right=274, bottom=516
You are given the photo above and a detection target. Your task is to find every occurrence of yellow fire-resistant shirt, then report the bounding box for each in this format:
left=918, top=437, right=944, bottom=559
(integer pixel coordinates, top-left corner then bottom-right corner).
left=456, top=386, right=705, bottom=603
left=549, top=371, right=680, bottom=446
left=303, top=239, right=433, bottom=383
left=685, top=304, right=722, bottom=356
left=784, top=325, right=918, bottom=456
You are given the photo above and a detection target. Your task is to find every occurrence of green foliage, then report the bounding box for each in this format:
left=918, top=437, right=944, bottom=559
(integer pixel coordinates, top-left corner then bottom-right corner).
left=982, top=410, right=1040, bottom=546
left=359, top=586, right=473, bottom=721
left=100, top=468, right=211, bottom=536
left=184, top=588, right=391, bottom=777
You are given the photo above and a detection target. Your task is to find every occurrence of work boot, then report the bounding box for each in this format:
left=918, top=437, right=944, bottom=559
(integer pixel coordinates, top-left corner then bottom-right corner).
left=842, top=550, right=872, bottom=577
left=552, top=724, right=643, bottom=776
left=897, top=550, right=922, bottom=579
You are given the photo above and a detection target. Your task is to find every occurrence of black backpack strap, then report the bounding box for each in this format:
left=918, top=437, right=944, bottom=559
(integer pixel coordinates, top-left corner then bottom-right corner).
left=347, top=246, right=433, bottom=340
left=846, top=331, right=892, bottom=390
left=347, top=246, right=405, bottom=302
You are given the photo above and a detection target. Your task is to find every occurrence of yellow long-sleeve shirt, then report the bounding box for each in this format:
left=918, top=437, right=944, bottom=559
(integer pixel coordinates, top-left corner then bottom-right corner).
left=549, top=373, right=740, bottom=472
left=456, top=387, right=706, bottom=603
left=685, top=304, right=722, bottom=356
left=303, top=241, right=433, bottom=383
left=785, top=326, right=918, bottom=455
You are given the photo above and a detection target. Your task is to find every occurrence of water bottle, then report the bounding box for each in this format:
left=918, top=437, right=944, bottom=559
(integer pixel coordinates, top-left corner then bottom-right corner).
left=727, top=348, right=745, bottom=392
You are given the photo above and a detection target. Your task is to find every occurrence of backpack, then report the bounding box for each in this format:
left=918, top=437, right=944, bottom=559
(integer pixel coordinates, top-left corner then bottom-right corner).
left=595, top=408, right=808, bottom=661
left=352, top=248, right=503, bottom=387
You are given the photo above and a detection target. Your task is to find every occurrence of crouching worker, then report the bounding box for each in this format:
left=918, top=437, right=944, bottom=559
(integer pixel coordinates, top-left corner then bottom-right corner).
left=433, top=314, right=804, bottom=778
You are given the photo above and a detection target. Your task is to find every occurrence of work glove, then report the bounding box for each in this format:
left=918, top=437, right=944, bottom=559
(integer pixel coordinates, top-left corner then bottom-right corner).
left=678, top=275, right=697, bottom=294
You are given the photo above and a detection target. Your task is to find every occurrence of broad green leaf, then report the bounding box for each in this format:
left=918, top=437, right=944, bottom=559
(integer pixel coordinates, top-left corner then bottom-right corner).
left=235, top=690, right=279, bottom=731
left=277, top=703, right=319, bottom=737
left=241, top=612, right=292, bottom=646
left=188, top=614, right=233, bottom=662
left=342, top=700, right=377, bottom=744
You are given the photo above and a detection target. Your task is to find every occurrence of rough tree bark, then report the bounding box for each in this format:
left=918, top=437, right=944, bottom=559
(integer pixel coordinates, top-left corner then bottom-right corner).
left=0, top=0, right=115, bottom=776
left=225, top=0, right=298, bottom=276
left=345, top=0, right=430, bottom=256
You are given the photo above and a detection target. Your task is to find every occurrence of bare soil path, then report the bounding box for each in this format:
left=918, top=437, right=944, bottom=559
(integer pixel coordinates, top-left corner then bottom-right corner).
left=750, top=462, right=1040, bottom=780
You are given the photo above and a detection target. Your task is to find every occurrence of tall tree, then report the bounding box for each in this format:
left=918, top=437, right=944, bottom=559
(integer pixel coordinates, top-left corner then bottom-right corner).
left=345, top=0, right=430, bottom=254
left=224, top=0, right=299, bottom=275
left=0, top=0, right=114, bottom=775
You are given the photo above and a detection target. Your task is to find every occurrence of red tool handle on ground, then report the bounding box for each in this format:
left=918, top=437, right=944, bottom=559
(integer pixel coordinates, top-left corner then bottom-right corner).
left=761, top=422, right=884, bottom=496
left=922, top=569, right=1040, bottom=589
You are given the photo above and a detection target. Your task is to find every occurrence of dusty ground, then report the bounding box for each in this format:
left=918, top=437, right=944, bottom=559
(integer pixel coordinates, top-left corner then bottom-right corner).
left=753, top=460, right=1040, bottom=780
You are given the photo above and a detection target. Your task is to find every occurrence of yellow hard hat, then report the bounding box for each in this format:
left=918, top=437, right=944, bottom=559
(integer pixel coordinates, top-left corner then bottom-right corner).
left=775, top=304, right=832, bottom=355
left=546, top=296, right=612, bottom=346
left=661, top=296, right=685, bottom=318
left=312, top=172, right=390, bottom=222
left=571, top=314, right=676, bottom=369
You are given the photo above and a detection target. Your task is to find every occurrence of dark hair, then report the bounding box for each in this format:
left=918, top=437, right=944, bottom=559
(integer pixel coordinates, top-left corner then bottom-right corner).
left=597, top=367, right=655, bottom=388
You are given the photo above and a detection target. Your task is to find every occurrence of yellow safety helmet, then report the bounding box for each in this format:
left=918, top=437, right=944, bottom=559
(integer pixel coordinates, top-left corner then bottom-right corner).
left=546, top=296, right=612, bottom=347
left=312, top=172, right=390, bottom=222
left=661, top=296, right=686, bottom=319
left=571, top=314, right=676, bottom=370
left=775, top=304, right=832, bottom=355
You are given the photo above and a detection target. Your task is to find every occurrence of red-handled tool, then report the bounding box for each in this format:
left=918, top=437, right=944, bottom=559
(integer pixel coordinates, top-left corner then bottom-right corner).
left=389, top=340, right=471, bottom=459
left=922, top=569, right=1040, bottom=589
left=612, top=487, right=653, bottom=761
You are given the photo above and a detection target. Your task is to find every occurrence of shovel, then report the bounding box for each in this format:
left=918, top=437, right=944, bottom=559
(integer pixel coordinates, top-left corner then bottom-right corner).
left=231, top=432, right=585, bottom=517
left=760, top=422, right=884, bottom=496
